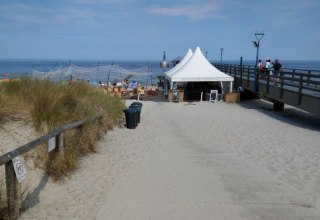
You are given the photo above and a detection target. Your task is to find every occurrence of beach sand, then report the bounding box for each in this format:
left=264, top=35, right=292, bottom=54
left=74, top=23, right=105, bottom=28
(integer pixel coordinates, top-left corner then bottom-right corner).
left=2, top=98, right=320, bottom=219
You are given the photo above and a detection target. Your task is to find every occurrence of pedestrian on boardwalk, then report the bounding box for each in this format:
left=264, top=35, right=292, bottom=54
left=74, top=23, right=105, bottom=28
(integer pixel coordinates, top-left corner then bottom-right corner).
left=265, top=59, right=273, bottom=78
left=258, top=59, right=265, bottom=79
left=273, top=58, right=283, bottom=86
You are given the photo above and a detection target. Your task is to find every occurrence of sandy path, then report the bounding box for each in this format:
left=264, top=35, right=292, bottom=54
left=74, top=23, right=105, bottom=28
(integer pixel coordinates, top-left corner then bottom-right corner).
left=96, top=100, right=320, bottom=219
left=19, top=99, right=320, bottom=219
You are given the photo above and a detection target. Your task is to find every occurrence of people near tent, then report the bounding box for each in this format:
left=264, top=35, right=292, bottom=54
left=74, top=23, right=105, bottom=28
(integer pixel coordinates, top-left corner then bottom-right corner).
left=116, top=81, right=122, bottom=87
left=122, top=80, right=128, bottom=89
left=99, top=81, right=106, bottom=87
left=258, top=59, right=265, bottom=79
left=128, top=80, right=138, bottom=89
left=172, top=82, right=178, bottom=90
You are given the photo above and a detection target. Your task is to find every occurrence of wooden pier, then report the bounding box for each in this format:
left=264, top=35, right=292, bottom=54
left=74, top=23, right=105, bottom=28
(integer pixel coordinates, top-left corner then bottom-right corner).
left=214, top=64, right=320, bottom=116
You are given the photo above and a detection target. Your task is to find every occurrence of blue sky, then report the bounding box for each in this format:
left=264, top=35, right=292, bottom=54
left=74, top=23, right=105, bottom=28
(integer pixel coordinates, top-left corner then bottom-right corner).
left=0, top=0, right=319, bottom=61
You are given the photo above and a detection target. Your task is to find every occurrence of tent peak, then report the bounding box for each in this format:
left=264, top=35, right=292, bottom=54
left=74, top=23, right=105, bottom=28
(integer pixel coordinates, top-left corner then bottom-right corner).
left=194, top=46, right=201, bottom=52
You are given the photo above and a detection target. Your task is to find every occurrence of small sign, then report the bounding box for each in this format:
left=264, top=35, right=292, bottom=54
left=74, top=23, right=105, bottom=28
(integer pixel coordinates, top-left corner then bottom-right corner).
left=209, top=90, right=218, bottom=103
left=12, top=156, right=27, bottom=183
left=48, top=137, right=56, bottom=152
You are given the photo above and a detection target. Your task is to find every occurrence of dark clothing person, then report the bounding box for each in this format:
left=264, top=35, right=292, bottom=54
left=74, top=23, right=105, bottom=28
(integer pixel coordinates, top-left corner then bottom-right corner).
left=273, top=59, right=282, bottom=85
left=273, top=59, right=282, bottom=72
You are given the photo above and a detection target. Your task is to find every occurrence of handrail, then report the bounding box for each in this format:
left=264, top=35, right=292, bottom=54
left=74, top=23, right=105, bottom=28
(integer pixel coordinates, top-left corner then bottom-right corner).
left=214, top=63, right=320, bottom=115
left=0, top=116, right=100, bottom=166
left=0, top=121, right=84, bottom=165
left=213, top=63, right=320, bottom=93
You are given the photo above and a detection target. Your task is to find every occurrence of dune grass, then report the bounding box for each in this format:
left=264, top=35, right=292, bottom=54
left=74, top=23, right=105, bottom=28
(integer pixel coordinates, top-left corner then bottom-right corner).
left=0, top=78, right=126, bottom=218
left=1, top=77, right=125, bottom=177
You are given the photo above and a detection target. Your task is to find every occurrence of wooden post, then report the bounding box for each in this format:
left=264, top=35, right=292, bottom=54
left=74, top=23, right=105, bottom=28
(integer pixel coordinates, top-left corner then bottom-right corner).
left=273, top=101, right=284, bottom=111
left=298, top=75, right=303, bottom=105
left=307, top=70, right=311, bottom=86
left=266, top=73, right=270, bottom=94
left=179, top=89, right=184, bottom=102
left=280, top=71, right=284, bottom=99
left=5, top=161, right=20, bottom=219
left=291, top=69, right=295, bottom=83
left=58, top=133, right=64, bottom=158
left=246, top=67, right=250, bottom=87
left=168, top=90, right=173, bottom=102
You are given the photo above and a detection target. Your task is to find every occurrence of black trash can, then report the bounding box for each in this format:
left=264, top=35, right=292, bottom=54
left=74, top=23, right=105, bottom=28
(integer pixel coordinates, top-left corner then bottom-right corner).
left=130, top=102, right=143, bottom=112
left=129, top=106, right=140, bottom=124
left=130, top=102, right=142, bottom=123
left=123, top=108, right=137, bottom=129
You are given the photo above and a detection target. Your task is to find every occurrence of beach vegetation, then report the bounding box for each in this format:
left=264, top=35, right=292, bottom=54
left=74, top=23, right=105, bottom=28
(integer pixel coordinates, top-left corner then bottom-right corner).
left=0, top=78, right=125, bottom=217
left=0, top=77, right=125, bottom=178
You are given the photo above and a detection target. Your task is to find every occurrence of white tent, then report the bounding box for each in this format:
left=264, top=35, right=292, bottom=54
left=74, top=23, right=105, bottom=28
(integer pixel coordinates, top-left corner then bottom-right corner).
left=165, top=46, right=234, bottom=96
left=165, top=48, right=193, bottom=77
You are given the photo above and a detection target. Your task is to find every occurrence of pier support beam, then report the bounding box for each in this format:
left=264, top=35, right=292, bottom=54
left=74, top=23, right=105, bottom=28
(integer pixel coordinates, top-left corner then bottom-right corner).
left=273, top=101, right=284, bottom=111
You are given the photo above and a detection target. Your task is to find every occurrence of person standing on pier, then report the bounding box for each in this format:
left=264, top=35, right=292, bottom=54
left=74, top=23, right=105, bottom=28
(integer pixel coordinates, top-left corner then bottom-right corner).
left=258, top=59, right=265, bottom=79
left=265, top=59, right=273, bottom=78
left=273, top=59, right=283, bottom=85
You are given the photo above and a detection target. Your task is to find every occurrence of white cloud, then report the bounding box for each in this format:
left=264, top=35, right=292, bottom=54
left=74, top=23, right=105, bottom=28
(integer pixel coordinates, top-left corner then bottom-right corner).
left=55, top=8, right=96, bottom=23
left=148, top=2, right=221, bottom=21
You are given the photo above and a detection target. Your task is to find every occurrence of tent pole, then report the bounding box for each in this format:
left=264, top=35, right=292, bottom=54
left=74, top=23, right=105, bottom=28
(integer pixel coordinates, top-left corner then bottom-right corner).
left=220, top=81, right=224, bottom=101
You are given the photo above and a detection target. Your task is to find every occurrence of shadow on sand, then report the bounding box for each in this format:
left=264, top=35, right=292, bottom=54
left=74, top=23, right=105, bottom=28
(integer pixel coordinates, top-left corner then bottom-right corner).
left=22, top=170, right=49, bottom=211
left=238, top=99, right=320, bottom=131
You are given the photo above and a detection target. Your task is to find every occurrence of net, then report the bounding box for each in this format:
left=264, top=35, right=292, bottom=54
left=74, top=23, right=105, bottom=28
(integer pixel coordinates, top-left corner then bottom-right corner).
left=32, top=63, right=153, bottom=86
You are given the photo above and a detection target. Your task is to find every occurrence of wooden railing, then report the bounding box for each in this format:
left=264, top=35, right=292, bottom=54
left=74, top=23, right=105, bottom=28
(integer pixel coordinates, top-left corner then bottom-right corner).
left=214, top=63, right=320, bottom=96
left=0, top=115, right=101, bottom=220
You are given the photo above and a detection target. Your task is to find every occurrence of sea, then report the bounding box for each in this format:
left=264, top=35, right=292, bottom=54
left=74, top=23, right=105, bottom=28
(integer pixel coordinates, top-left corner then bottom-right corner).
left=1, top=59, right=320, bottom=85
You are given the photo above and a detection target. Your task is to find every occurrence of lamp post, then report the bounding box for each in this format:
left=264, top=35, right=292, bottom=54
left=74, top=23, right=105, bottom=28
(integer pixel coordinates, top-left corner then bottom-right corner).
left=220, top=48, right=223, bottom=65
left=252, top=32, right=264, bottom=92
left=160, top=50, right=169, bottom=94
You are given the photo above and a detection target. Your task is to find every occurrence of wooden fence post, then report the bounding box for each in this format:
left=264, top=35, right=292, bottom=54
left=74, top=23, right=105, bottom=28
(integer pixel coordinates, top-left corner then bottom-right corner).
left=5, top=161, right=20, bottom=219
left=298, top=75, right=303, bottom=105
left=58, top=133, right=64, bottom=158
left=307, top=70, right=311, bottom=86
left=266, top=74, right=270, bottom=94
left=246, top=67, right=250, bottom=87
left=280, top=71, right=284, bottom=99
